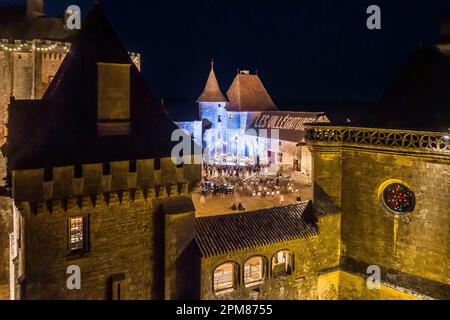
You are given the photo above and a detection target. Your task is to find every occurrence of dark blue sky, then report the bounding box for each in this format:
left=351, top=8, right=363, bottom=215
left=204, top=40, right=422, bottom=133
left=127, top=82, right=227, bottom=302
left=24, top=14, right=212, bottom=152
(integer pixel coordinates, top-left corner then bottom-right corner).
left=3, top=0, right=450, bottom=107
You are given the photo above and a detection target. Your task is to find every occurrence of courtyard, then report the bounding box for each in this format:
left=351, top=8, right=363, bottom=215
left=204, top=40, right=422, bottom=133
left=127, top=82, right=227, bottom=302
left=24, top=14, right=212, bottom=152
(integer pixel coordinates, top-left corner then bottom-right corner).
left=193, top=170, right=313, bottom=217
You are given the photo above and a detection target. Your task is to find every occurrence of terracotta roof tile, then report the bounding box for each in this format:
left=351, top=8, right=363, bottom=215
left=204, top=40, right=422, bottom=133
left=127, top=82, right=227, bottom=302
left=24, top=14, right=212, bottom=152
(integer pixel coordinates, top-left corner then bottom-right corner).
left=226, top=72, right=277, bottom=112
left=197, top=62, right=227, bottom=103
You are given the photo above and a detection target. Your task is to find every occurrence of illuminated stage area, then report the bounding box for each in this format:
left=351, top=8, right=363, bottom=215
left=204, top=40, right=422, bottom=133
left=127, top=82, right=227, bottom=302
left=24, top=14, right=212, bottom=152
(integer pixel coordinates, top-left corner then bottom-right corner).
left=176, top=63, right=330, bottom=175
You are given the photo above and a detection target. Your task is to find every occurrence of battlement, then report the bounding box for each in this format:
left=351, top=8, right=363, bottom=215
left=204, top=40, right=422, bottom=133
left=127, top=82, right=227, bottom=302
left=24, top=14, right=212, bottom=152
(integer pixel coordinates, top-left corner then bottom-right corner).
left=11, top=156, right=201, bottom=202
left=42, top=52, right=65, bottom=61
left=0, top=39, right=71, bottom=53
left=15, top=186, right=195, bottom=216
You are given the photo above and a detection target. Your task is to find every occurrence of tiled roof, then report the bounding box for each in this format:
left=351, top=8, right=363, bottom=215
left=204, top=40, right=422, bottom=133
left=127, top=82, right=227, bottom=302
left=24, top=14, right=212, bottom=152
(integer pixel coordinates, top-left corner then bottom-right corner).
left=7, top=4, right=189, bottom=170
left=197, top=63, right=227, bottom=103
left=226, top=73, right=277, bottom=112
left=195, top=201, right=319, bottom=257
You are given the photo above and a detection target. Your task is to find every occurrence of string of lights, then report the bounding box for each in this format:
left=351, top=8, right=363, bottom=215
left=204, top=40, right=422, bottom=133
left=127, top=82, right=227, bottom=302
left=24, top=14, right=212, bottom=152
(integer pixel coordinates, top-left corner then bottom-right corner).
left=0, top=42, right=70, bottom=52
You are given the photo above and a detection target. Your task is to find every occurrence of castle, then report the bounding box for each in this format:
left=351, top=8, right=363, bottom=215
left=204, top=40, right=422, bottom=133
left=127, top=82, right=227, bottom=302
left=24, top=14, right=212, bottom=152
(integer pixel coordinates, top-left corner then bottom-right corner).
left=176, top=63, right=329, bottom=176
left=0, top=2, right=448, bottom=300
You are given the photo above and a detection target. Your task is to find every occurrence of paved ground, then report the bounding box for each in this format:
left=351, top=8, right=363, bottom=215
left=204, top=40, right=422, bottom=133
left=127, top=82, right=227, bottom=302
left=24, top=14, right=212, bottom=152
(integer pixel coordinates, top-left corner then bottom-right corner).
left=193, top=172, right=313, bottom=217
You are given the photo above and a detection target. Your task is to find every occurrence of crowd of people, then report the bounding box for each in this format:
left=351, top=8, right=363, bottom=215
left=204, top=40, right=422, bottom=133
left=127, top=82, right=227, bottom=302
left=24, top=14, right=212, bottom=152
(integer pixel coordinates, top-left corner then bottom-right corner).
left=203, top=163, right=266, bottom=179
left=198, top=162, right=304, bottom=210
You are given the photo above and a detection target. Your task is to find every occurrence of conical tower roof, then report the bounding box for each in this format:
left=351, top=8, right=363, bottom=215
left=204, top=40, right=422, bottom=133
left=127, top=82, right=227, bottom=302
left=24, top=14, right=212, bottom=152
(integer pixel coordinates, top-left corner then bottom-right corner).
left=7, top=3, right=186, bottom=169
left=197, top=61, right=228, bottom=103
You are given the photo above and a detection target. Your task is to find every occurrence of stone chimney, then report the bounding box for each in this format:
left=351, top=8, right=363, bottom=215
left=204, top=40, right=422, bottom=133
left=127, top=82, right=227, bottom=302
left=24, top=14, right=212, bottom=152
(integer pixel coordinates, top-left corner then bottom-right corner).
left=26, top=0, right=45, bottom=19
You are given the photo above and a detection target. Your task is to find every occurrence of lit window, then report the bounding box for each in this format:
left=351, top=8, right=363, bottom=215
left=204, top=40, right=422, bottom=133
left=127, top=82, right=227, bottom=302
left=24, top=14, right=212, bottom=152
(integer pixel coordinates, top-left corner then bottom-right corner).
left=213, top=263, right=235, bottom=292
left=382, top=183, right=415, bottom=213
left=69, top=216, right=89, bottom=253
left=244, top=256, right=263, bottom=285
left=272, top=250, right=292, bottom=277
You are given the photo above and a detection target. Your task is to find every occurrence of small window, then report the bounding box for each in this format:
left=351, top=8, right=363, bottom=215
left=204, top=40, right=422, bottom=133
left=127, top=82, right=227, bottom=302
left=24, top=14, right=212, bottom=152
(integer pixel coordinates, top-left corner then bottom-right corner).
left=213, top=263, right=235, bottom=292
left=74, top=164, right=83, bottom=178
left=44, top=167, right=53, bottom=182
left=272, top=250, right=292, bottom=277
left=244, top=256, right=264, bottom=285
left=129, top=160, right=137, bottom=173
left=69, top=216, right=89, bottom=253
left=382, top=182, right=415, bottom=213
left=102, top=162, right=111, bottom=175
left=154, top=158, right=161, bottom=170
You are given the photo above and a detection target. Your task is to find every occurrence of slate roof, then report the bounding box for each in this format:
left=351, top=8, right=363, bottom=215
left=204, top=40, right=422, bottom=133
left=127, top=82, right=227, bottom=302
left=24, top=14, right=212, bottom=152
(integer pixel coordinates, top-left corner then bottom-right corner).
left=7, top=4, right=190, bottom=170
left=0, top=4, right=74, bottom=41
left=197, top=62, right=227, bottom=103
left=195, top=201, right=319, bottom=257
left=370, top=46, right=450, bottom=132
left=226, top=72, right=277, bottom=112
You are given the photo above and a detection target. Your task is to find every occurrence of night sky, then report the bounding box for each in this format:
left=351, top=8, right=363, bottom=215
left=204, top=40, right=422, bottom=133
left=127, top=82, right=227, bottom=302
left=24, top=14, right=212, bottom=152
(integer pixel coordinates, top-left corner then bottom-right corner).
left=3, top=0, right=450, bottom=109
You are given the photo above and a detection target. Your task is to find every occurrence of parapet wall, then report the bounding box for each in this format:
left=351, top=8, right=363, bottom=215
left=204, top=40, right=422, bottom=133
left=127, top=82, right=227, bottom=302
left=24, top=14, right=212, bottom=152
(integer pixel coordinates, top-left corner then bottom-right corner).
left=12, top=157, right=202, bottom=203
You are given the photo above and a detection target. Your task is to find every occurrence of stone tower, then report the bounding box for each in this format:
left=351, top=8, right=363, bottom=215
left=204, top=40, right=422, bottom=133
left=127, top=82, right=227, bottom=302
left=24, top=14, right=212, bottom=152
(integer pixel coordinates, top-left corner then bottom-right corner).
left=196, top=60, right=228, bottom=159
left=5, top=4, right=201, bottom=300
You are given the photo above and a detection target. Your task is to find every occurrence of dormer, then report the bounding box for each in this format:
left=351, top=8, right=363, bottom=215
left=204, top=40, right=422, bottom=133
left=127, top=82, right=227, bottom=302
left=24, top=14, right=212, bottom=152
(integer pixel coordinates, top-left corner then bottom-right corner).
left=97, top=62, right=131, bottom=135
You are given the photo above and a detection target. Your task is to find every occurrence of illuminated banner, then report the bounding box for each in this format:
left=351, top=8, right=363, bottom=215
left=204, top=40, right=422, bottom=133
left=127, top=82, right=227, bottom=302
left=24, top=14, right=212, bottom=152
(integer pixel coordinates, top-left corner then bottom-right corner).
left=248, top=111, right=327, bottom=142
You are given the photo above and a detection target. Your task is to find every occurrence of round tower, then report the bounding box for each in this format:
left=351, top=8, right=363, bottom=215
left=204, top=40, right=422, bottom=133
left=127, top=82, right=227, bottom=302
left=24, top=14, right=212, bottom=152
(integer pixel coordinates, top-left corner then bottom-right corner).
left=196, top=60, right=228, bottom=159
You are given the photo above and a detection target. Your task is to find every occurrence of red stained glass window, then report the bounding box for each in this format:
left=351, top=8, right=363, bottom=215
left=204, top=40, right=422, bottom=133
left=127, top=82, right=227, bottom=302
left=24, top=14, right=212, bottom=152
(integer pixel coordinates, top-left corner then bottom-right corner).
left=382, top=183, right=415, bottom=213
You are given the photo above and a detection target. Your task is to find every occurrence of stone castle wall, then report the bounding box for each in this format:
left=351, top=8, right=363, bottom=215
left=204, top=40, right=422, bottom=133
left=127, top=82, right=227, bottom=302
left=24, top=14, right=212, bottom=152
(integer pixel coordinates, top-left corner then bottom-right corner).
left=307, top=126, right=450, bottom=299
left=0, top=42, right=69, bottom=144
left=21, top=192, right=155, bottom=299
left=340, top=149, right=450, bottom=298
left=11, top=156, right=201, bottom=299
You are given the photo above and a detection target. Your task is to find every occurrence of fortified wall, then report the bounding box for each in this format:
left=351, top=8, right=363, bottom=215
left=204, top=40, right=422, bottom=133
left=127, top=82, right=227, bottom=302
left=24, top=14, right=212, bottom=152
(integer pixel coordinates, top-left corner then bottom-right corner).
left=10, top=156, right=201, bottom=299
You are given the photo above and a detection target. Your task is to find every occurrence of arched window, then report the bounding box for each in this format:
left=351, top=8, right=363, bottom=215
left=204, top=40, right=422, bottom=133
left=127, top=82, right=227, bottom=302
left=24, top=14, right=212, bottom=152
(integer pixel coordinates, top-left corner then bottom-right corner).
left=213, top=263, right=236, bottom=292
left=271, top=250, right=292, bottom=277
left=244, top=256, right=264, bottom=285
